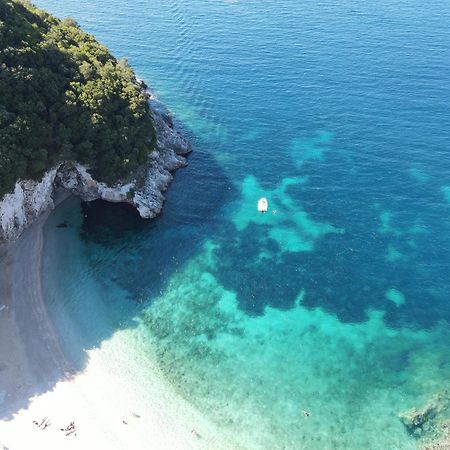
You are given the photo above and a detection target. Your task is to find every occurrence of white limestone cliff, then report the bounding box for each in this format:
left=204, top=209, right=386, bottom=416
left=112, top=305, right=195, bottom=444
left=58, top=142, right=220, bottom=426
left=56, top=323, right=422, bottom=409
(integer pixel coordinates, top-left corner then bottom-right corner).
left=0, top=169, right=58, bottom=241
left=0, top=89, right=191, bottom=241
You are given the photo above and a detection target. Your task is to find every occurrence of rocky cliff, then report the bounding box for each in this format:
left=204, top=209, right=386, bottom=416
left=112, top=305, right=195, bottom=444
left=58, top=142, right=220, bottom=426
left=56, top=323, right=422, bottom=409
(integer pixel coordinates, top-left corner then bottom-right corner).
left=0, top=90, right=191, bottom=241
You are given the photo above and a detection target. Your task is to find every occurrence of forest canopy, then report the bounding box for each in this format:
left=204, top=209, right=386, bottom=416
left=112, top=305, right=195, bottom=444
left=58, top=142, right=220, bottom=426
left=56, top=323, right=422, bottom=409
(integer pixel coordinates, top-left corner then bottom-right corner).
left=0, top=0, right=155, bottom=197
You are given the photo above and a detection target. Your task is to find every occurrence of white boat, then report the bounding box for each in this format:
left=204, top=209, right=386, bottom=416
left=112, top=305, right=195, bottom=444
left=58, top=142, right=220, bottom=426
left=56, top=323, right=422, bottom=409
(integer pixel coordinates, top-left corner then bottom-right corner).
left=257, top=197, right=268, bottom=213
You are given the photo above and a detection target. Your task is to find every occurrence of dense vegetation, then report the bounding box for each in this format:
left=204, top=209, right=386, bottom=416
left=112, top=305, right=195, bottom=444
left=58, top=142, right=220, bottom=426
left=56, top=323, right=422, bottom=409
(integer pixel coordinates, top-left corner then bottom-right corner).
left=0, top=0, right=155, bottom=197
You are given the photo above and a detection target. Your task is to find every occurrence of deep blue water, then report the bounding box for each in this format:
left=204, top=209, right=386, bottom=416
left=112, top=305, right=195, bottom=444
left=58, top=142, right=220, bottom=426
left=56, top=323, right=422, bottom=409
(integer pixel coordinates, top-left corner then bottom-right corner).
left=36, top=0, right=450, bottom=448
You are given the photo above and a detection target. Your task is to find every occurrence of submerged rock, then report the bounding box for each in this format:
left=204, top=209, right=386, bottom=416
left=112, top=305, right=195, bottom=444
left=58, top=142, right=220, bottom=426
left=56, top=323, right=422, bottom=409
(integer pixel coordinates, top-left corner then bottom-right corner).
left=400, top=404, right=438, bottom=436
left=399, top=391, right=450, bottom=438
left=0, top=88, right=191, bottom=242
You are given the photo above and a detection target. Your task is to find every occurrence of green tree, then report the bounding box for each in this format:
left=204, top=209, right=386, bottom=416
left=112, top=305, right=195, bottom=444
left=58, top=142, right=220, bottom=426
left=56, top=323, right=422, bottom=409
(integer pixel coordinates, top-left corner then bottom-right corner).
left=0, top=0, right=155, bottom=197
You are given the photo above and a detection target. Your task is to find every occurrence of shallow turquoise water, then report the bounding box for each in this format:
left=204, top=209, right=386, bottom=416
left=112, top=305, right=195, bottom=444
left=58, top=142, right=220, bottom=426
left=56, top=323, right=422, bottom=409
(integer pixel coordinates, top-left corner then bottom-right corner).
left=36, top=0, right=450, bottom=448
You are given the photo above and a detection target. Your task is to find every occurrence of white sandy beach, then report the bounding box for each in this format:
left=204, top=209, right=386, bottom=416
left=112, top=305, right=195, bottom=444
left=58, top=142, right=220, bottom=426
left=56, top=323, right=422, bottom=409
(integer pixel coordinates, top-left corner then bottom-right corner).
left=0, top=204, right=238, bottom=450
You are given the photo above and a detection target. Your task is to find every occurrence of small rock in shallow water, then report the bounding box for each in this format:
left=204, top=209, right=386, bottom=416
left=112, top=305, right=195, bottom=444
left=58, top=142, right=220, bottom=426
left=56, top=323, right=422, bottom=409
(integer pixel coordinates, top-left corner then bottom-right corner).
left=399, top=391, right=450, bottom=437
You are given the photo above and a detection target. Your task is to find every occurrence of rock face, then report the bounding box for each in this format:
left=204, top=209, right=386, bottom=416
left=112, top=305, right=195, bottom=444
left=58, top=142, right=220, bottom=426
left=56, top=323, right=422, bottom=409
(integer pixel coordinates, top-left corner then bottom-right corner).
left=0, top=169, right=58, bottom=241
left=0, top=89, right=191, bottom=241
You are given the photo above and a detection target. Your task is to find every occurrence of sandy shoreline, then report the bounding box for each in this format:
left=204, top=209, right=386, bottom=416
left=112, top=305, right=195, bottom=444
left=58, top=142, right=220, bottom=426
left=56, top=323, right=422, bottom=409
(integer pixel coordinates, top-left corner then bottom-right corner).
left=0, top=201, right=238, bottom=450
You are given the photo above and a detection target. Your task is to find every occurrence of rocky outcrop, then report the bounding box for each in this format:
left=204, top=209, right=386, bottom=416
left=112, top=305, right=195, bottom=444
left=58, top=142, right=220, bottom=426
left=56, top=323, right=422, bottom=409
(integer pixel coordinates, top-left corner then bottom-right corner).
left=0, top=88, right=191, bottom=242
left=399, top=391, right=450, bottom=440
left=0, top=169, right=58, bottom=241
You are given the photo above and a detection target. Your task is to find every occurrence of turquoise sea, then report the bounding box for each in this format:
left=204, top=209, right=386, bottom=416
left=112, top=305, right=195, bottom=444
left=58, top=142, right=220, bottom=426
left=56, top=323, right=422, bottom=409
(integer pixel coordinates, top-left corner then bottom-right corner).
left=35, top=0, right=450, bottom=448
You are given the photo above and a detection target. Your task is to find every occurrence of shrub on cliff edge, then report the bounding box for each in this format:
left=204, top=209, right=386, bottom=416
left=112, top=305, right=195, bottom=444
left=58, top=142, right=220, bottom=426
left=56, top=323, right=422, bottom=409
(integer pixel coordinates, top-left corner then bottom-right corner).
left=0, top=0, right=155, bottom=197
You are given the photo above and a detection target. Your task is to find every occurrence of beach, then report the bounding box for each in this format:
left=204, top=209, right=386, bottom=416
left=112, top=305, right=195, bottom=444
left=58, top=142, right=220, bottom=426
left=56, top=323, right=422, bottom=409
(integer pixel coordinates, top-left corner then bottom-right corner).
left=0, top=202, right=236, bottom=450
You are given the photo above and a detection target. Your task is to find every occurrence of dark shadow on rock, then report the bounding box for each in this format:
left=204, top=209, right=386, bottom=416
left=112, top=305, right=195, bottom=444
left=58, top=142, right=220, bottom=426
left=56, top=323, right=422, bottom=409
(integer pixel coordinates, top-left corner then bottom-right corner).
left=79, top=147, right=235, bottom=302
